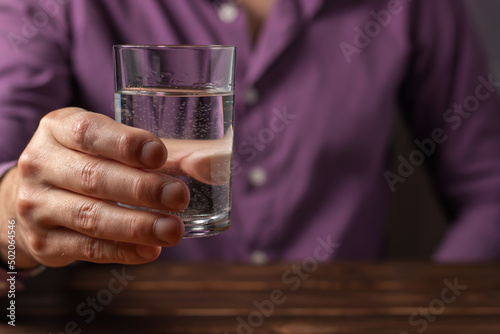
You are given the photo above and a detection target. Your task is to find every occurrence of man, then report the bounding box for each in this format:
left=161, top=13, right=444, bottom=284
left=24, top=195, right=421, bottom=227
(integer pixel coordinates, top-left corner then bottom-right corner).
left=0, top=0, right=499, bottom=277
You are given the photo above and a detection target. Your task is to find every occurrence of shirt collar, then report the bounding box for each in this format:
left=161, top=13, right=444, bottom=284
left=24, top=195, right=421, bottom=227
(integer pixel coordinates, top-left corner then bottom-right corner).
left=210, top=0, right=325, bottom=21
left=244, top=0, right=325, bottom=84
left=297, top=0, right=324, bottom=22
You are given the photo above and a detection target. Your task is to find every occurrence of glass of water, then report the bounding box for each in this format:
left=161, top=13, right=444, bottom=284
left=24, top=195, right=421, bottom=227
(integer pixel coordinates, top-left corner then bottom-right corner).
left=114, top=45, right=236, bottom=238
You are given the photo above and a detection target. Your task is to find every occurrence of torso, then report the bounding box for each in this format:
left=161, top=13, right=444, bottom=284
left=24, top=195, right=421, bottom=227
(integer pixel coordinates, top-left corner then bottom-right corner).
left=64, top=0, right=410, bottom=261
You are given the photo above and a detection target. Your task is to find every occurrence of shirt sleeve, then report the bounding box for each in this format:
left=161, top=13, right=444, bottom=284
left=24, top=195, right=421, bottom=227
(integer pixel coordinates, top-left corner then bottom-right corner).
left=0, top=0, right=73, bottom=165
left=0, top=1, right=73, bottom=291
left=401, top=0, right=500, bottom=261
left=0, top=161, right=17, bottom=181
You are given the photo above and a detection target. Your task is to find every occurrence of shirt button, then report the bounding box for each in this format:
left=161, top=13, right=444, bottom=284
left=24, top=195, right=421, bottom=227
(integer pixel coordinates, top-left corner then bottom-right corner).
left=250, top=250, right=269, bottom=265
left=248, top=166, right=267, bottom=187
left=218, top=3, right=239, bottom=23
left=244, top=87, right=260, bottom=106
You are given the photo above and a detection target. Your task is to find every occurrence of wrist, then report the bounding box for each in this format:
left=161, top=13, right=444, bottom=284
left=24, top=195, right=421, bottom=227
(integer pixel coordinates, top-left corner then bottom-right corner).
left=0, top=168, right=40, bottom=269
left=0, top=167, right=18, bottom=257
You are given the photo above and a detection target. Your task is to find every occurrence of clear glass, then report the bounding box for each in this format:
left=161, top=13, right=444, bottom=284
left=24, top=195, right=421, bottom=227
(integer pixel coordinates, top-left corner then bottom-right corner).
left=114, top=45, right=236, bottom=238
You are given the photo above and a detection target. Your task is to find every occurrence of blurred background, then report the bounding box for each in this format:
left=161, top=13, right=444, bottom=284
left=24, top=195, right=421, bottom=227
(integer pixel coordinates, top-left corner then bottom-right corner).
left=386, top=0, right=500, bottom=260
left=467, top=0, right=500, bottom=78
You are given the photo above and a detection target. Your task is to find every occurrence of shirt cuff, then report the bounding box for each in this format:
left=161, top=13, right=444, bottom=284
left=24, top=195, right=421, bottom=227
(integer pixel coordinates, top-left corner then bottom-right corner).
left=1, top=160, right=41, bottom=296
left=0, top=160, right=17, bottom=182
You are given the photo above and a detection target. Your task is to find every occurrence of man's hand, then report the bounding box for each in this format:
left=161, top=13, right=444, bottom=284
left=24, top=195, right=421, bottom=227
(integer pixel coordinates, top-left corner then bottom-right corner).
left=0, top=107, right=190, bottom=269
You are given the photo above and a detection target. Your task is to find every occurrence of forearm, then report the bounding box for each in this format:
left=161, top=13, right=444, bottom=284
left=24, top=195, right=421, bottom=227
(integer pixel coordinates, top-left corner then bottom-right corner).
left=434, top=202, right=500, bottom=262
left=399, top=1, right=500, bottom=261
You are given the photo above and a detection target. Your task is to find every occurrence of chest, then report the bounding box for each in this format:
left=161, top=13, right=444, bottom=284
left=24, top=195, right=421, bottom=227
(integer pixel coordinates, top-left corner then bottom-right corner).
left=69, top=0, right=410, bottom=175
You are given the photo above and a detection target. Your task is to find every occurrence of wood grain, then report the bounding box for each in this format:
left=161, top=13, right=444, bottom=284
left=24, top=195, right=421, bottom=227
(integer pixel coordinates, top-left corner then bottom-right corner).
left=1, top=262, right=499, bottom=333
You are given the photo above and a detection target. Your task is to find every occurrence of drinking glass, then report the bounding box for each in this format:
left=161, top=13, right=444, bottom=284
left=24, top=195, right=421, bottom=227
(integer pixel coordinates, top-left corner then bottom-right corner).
left=114, top=45, right=235, bottom=238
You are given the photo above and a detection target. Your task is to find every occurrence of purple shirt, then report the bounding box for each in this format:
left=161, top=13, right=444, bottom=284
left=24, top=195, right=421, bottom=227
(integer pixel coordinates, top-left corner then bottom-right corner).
left=1, top=0, right=500, bottom=263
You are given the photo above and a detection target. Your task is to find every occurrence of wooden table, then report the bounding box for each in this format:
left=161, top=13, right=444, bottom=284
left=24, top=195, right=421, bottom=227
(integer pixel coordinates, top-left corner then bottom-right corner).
left=1, top=262, right=500, bottom=333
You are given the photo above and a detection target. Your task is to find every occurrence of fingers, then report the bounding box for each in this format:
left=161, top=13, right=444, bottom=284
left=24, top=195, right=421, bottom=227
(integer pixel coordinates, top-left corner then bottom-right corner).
left=159, top=134, right=232, bottom=185
left=25, top=187, right=185, bottom=247
left=45, top=148, right=189, bottom=212
left=22, top=107, right=190, bottom=212
left=17, top=186, right=185, bottom=267
left=31, top=228, right=163, bottom=267
left=44, top=107, right=168, bottom=169
left=13, top=107, right=193, bottom=268
left=181, top=149, right=232, bottom=186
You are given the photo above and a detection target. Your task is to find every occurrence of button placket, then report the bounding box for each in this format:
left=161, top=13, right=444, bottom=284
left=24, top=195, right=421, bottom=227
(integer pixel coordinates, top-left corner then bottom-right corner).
left=244, top=86, right=260, bottom=106
left=218, top=2, right=239, bottom=23
left=248, top=166, right=267, bottom=187
left=250, top=250, right=269, bottom=265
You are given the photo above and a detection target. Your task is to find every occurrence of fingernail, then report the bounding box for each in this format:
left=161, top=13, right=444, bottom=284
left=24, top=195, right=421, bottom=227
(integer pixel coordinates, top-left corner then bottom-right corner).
left=161, top=182, right=189, bottom=212
left=136, top=244, right=161, bottom=260
left=154, top=217, right=184, bottom=245
left=140, top=141, right=165, bottom=167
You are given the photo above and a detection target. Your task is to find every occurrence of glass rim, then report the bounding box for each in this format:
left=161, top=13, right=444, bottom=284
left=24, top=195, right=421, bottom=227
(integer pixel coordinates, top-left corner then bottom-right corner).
left=113, top=44, right=235, bottom=50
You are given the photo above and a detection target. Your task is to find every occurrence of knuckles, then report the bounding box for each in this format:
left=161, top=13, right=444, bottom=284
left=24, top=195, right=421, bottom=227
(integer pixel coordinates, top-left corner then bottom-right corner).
left=15, top=186, right=50, bottom=257
left=46, top=107, right=102, bottom=152
left=75, top=200, right=101, bottom=237
left=40, top=107, right=87, bottom=131
left=114, top=246, right=131, bottom=263
left=17, top=147, right=44, bottom=179
left=116, top=133, right=141, bottom=161
left=81, top=238, right=104, bottom=263
left=26, top=231, right=47, bottom=255
left=69, top=112, right=95, bottom=151
left=13, top=107, right=165, bottom=265
left=131, top=175, right=157, bottom=205
left=126, top=214, right=151, bottom=242
left=15, top=184, right=39, bottom=221
left=80, top=159, right=104, bottom=195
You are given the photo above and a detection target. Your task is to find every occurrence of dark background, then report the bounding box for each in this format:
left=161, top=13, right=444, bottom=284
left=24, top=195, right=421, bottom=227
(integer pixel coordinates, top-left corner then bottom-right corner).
left=386, top=0, right=500, bottom=260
